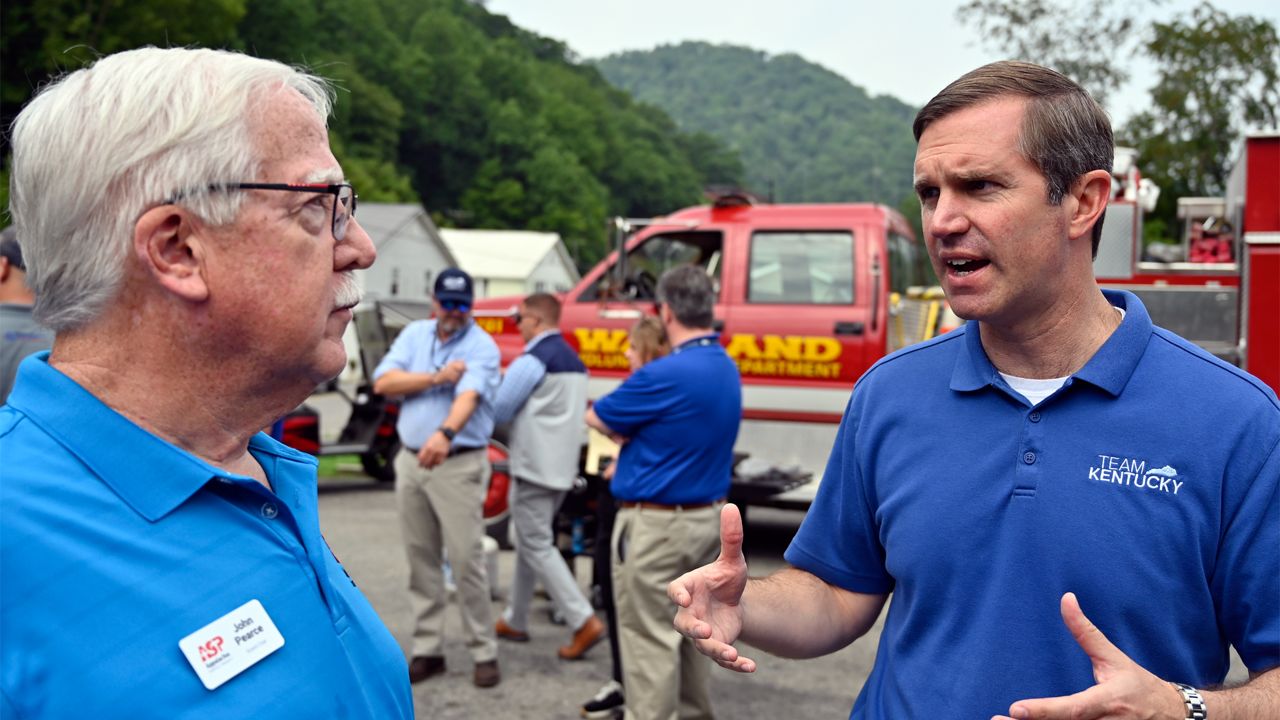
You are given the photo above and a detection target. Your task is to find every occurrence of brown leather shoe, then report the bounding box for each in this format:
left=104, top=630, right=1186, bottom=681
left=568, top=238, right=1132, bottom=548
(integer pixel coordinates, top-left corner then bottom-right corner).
left=558, top=615, right=605, bottom=660
left=408, top=655, right=445, bottom=683
left=473, top=659, right=501, bottom=688
left=495, top=617, right=530, bottom=642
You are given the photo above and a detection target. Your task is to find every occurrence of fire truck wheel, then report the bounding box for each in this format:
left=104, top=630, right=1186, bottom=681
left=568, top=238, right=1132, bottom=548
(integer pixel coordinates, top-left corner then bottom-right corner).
left=361, top=440, right=400, bottom=483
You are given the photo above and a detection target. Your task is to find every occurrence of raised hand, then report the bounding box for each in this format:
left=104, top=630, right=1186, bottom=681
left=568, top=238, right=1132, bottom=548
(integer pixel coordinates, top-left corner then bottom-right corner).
left=993, top=593, right=1184, bottom=720
left=668, top=503, right=756, bottom=673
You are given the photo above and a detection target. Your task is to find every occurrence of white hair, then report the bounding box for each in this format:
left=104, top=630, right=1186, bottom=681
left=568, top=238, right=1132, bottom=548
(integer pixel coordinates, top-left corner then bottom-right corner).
left=8, top=47, right=335, bottom=331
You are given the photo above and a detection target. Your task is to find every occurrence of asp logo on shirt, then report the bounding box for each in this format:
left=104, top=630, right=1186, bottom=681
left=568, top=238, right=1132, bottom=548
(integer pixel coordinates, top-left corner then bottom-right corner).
left=1089, top=454, right=1184, bottom=495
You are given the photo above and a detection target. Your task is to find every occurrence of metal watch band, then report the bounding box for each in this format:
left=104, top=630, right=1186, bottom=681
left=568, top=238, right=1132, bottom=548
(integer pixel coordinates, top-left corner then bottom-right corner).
left=1173, top=683, right=1208, bottom=720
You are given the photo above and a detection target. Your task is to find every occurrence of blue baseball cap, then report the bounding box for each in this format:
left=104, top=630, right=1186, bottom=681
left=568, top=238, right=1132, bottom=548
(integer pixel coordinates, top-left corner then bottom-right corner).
left=434, top=267, right=474, bottom=304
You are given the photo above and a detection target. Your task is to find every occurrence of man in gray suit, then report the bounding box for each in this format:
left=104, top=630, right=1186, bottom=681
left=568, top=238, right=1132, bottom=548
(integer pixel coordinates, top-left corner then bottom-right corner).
left=491, top=292, right=605, bottom=660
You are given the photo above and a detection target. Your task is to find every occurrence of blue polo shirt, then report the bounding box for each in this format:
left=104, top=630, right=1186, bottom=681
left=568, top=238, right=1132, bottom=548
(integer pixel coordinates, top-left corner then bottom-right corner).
left=593, top=335, right=742, bottom=505
left=0, top=354, right=413, bottom=719
left=786, top=290, right=1279, bottom=718
left=373, top=318, right=499, bottom=450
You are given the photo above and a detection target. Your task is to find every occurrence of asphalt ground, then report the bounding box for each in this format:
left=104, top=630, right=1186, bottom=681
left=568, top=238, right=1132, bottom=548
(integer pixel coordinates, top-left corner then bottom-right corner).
left=317, top=471, right=877, bottom=719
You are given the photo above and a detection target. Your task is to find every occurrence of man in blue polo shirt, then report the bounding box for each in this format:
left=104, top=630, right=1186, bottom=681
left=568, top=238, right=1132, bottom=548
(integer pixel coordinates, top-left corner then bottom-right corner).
left=587, top=265, right=742, bottom=720
left=372, top=267, right=503, bottom=688
left=670, top=62, right=1278, bottom=719
left=1, top=48, right=411, bottom=718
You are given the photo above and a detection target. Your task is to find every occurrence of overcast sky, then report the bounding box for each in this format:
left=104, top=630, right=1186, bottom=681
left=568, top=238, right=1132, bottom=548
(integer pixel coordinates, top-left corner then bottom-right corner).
left=484, top=0, right=1278, bottom=125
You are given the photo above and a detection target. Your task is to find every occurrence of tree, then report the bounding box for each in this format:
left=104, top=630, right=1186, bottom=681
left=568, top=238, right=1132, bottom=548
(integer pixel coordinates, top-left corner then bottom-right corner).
left=955, top=0, right=1161, bottom=106
left=1122, top=2, right=1279, bottom=233
left=1, top=0, right=741, bottom=268
left=957, top=0, right=1279, bottom=242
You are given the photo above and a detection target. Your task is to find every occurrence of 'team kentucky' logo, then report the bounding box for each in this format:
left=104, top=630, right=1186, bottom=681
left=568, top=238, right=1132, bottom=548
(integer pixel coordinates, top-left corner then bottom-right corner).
left=1089, top=455, right=1184, bottom=495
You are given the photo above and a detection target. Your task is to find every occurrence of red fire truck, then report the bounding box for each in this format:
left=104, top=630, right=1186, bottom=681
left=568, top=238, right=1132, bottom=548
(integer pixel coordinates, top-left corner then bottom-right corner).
left=472, top=195, right=955, bottom=512
left=1095, top=133, right=1280, bottom=395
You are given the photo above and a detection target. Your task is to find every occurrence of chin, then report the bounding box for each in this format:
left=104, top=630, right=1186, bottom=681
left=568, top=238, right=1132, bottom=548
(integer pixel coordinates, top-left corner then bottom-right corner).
left=307, top=339, right=350, bottom=383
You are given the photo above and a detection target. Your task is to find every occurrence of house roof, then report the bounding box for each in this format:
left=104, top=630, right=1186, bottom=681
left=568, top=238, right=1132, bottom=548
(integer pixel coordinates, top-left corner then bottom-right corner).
left=438, top=229, right=579, bottom=282
left=358, top=203, right=455, bottom=262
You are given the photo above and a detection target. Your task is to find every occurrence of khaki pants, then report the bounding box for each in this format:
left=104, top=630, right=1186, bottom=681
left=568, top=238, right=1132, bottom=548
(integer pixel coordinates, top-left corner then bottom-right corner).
left=395, top=448, right=497, bottom=662
left=613, top=504, right=722, bottom=720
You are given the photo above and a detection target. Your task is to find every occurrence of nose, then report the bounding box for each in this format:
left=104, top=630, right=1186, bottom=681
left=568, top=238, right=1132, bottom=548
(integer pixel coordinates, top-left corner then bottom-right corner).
left=925, top=191, right=970, bottom=241
left=336, top=218, right=376, bottom=271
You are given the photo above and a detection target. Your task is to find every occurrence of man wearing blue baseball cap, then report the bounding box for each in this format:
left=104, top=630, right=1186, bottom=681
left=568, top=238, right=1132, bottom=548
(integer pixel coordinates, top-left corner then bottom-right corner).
left=373, top=267, right=503, bottom=688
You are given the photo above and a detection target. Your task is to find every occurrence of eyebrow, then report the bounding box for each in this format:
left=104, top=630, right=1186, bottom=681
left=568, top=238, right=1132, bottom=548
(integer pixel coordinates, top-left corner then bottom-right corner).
left=304, top=167, right=345, bottom=184
left=913, top=167, right=1010, bottom=193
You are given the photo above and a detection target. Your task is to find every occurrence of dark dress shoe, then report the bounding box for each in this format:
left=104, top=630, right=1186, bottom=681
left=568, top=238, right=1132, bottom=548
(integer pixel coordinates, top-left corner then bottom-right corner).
left=408, top=655, right=445, bottom=683
left=558, top=615, right=605, bottom=660
left=473, top=659, right=501, bottom=688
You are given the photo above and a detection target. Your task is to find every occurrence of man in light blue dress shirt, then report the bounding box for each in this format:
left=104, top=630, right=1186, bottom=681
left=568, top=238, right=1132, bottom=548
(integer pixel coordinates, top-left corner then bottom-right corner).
left=373, top=267, right=504, bottom=688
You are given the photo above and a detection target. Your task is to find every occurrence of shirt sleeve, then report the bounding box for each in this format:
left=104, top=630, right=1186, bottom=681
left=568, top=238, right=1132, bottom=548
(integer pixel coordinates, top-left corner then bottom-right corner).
left=1214, top=431, right=1280, bottom=671
left=591, top=364, right=669, bottom=437
left=784, top=389, right=894, bottom=595
left=455, top=328, right=501, bottom=401
left=491, top=354, right=547, bottom=423
left=372, top=322, right=423, bottom=380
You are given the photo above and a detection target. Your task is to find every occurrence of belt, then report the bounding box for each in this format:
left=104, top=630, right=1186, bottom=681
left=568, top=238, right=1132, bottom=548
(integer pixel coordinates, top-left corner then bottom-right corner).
left=617, top=498, right=725, bottom=511
left=404, top=445, right=485, bottom=458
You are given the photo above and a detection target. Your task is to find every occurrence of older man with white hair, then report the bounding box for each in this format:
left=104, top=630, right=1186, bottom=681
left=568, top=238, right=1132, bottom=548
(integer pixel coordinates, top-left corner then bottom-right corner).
left=0, top=48, right=412, bottom=718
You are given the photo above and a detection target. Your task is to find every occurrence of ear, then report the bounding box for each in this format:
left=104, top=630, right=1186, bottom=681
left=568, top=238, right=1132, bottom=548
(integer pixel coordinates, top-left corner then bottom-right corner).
left=1066, top=169, right=1111, bottom=243
left=0, top=256, right=11, bottom=284
left=133, top=205, right=211, bottom=303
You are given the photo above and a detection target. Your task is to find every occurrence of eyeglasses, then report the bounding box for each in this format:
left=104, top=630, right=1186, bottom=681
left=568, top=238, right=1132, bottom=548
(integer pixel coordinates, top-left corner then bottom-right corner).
left=168, top=182, right=358, bottom=241
left=439, top=300, right=471, bottom=313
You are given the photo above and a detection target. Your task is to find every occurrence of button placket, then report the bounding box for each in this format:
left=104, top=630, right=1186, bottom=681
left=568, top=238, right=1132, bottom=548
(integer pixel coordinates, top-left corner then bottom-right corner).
left=1013, top=408, right=1044, bottom=499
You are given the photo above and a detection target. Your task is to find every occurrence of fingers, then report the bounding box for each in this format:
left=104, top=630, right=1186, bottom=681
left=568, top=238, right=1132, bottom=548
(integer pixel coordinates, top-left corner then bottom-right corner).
left=668, top=576, right=693, bottom=608
left=1059, top=592, right=1123, bottom=667
left=692, top=635, right=757, bottom=673
left=719, top=503, right=745, bottom=565
left=418, top=445, right=443, bottom=469
left=1001, top=685, right=1106, bottom=719
left=671, top=604, right=709, bottom=639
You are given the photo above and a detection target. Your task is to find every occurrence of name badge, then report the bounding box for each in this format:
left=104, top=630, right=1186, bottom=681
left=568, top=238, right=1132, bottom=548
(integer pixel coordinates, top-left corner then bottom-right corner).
left=178, top=598, right=285, bottom=690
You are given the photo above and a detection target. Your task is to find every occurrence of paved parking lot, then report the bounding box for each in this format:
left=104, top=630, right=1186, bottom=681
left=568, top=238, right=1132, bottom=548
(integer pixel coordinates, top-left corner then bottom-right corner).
left=317, top=474, right=877, bottom=719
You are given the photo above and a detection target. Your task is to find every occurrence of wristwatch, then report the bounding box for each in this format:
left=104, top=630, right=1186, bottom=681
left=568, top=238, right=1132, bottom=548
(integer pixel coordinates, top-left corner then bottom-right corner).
left=437, top=426, right=456, bottom=442
left=1172, top=683, right=1207, bottom=719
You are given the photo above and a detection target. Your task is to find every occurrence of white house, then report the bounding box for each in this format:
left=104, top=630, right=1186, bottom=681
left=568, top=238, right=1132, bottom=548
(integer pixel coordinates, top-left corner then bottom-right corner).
left=438, top=229, right=580, bottom=298
left=355, top=203, right=455, bottom=304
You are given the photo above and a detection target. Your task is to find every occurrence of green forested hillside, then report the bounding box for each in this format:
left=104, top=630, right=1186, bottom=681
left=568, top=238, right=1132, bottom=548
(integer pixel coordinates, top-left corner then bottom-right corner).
left=0, top=0, right=743, bottom=267
left=596, top=42, right=921, bottom=217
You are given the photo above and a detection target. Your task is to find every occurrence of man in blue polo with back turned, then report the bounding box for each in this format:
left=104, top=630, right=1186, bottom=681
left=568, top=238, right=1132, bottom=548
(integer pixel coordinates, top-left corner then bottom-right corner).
left=586, top=264, right=742, bottom=720
left=373, top=267, right=503, bottom=688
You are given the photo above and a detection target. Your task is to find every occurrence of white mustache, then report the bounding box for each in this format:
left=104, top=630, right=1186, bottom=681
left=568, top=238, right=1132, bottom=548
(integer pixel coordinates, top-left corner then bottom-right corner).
left=333, top=272, right=362, bottom=311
